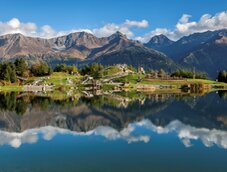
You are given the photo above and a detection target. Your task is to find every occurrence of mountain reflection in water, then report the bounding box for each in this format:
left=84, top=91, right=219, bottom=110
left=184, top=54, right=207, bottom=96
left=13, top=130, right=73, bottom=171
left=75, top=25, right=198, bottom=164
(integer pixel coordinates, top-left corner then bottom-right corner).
left=0, top=91, right=227, bottom=149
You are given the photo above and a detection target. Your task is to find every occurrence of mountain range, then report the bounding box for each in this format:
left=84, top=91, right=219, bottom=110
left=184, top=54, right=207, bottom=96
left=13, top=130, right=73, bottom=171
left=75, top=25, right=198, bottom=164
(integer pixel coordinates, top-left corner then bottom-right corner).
left=0, top=29, right=227, bottom=77
left=0, top=31, right=177, bottom=71
left=145, top=29, right=227, bottom=77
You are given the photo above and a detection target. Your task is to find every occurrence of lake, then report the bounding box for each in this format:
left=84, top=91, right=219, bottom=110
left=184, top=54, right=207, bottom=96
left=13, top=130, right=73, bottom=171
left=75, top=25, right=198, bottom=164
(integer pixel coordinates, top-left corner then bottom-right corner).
left=0, top=91, right=227, bottom=172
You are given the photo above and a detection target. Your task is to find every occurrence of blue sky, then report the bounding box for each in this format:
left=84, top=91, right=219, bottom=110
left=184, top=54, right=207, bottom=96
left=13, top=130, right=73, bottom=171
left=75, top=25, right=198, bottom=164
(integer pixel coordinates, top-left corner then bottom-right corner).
left=0, top=0, right=227, bottom=41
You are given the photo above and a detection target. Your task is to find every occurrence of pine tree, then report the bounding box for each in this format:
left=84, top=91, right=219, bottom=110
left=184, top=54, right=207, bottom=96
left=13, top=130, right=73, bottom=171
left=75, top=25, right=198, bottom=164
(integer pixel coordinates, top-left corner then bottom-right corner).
left=9, top=63, right=16, bottom=83
left=14, top=58, right=28, bottom=77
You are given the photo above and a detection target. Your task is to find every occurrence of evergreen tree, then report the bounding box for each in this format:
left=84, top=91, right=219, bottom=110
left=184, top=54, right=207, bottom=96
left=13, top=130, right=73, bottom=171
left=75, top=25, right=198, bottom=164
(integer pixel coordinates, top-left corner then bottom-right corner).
left=0, top=62, right=17, bottom=83
left=158, top=68, right=166, bottom=78
left=14, top=58, right=29, bottom=77
left=9, top=63, right=16, bottom=83
left=218, top=70, right=227, bottom=83
left=3, top=64, right=11, bottom=82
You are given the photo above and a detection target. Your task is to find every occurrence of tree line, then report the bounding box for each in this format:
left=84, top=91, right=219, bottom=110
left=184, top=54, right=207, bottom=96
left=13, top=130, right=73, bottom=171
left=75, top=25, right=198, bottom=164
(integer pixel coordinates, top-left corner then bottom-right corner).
left=170, top=69, right=207, bottom=79
left=147, top=69, right=207, bottom=79
left=2, top=58, right=227, bottom=83
left=0, top=59, right=52, bottom=83
left=218, top=70, right=227, bottom=83
left=0, top=59, right=86, bottom=83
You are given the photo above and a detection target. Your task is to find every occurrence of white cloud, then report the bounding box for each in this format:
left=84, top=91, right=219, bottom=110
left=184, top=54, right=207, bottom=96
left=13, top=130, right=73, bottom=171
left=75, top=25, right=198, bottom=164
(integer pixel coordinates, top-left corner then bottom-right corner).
left=92, top=19, right=149, bottom=38
left=7, top=18, right=20, bottom=29
left=0, top=18, right=37, bottom=36
left=0, top=18, right=94, bottom=38
left=1, top=11, right=227, bottom=43
left=137, top=11, right=227, bottom=42
left=0, top=18, right=148, bottom=39
left=179, top=14, right=191, bottom=24
left=124, top=19, right=149, bottom=28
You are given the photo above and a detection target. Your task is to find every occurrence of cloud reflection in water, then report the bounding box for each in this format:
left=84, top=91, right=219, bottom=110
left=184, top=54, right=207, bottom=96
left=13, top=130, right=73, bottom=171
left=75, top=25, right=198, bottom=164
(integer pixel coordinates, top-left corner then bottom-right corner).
left=1, top=119, right=227, bottom=149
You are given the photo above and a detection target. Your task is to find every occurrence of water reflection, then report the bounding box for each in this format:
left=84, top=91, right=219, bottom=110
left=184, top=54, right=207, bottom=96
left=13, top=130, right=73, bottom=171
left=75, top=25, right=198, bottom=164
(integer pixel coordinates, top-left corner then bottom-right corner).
left=1, top=118, right=227, bottom=149
left=0, top=123, right=150, bottom=149
left=0, top=91, right=227, bottom=149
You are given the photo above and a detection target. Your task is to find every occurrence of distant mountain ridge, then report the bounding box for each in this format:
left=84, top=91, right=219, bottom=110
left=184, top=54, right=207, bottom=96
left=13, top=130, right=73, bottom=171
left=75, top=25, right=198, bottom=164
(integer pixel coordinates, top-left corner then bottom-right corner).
left=0, top=31, right=131, bottom=59
left=145, top=29, right=227, bottom=77
left=0, top=31, right=179, bottom=71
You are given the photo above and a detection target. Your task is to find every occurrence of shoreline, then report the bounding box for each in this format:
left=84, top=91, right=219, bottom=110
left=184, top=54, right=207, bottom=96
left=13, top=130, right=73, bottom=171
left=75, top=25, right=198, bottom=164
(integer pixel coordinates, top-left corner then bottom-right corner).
left=1, top=72, right=227, bottom=93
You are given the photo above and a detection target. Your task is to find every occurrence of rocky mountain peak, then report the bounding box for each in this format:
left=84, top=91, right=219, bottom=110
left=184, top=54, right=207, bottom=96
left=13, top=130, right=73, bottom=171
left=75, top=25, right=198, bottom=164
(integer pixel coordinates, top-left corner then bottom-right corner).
left=147, top=34, right=174, bottom=46
left=109, top=31, right=128, bottom=40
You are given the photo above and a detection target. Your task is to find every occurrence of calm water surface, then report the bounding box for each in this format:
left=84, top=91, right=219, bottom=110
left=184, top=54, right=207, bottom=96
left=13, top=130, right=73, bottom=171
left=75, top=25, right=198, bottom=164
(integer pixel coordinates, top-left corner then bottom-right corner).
left=0, top=91, right=227, bottom=172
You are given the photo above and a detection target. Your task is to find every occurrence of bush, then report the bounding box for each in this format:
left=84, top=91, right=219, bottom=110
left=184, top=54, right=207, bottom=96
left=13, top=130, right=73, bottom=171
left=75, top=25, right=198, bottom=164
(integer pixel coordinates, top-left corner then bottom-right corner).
left=30, top=61, right=52, bottom=76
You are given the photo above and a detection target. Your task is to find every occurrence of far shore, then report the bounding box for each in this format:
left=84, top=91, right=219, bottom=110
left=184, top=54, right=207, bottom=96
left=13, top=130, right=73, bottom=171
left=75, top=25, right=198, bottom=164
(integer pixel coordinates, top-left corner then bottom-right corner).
left=1, top=72, right=227, bottom=96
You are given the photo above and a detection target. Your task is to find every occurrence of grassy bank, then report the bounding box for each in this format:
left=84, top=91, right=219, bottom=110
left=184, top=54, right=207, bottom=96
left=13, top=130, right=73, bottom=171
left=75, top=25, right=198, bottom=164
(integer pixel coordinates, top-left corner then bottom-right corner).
left=115, top=73, right=227, bottom=87
left=1, top=72, right=227, bottom=93
left=0, top=85, right=23, bottom=92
